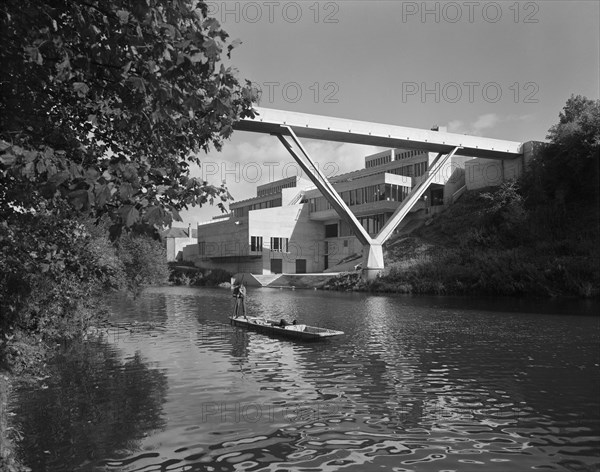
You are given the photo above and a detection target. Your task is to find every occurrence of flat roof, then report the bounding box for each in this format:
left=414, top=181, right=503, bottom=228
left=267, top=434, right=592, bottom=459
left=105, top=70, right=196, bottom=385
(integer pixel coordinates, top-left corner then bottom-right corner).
left=234, top=107, right=523, bottom=160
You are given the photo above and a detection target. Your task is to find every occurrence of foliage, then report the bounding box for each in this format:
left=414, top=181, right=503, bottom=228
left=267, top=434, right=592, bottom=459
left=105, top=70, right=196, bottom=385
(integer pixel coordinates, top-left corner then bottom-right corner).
left=0, top=213, right=174, bottom=371
left=1, top=0, right=259, bottom=238
left=522, top=95, right=600, bottom=205
left=117, top=233, right=170, bottom=294
left=0, top=209, right=115, bottom=358
left=0, top=0, right=257, bottom=370
left=479, top=180, right=527, bottom=232
left=169, top=265, right=232, bottom=286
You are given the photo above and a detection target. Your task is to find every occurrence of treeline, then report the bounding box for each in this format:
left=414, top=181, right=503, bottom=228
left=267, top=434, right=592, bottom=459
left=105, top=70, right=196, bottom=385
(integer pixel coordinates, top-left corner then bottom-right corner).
left=369, top=95, right=599, bottom=297
left=169, top=264, right=232, bottom=287
left=0, top=216, right=170, bottom=373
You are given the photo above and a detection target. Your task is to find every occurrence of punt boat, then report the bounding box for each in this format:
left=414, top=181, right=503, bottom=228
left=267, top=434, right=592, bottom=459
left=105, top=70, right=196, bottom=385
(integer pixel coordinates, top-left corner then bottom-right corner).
left=229, top=316, right=344, bottom=340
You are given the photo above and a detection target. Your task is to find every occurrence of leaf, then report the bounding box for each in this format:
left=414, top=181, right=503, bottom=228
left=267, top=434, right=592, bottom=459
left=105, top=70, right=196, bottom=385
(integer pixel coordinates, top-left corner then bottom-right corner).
left=73, top=82, right=90, bottom=97
left=127, top=76, right=146, bottom=93
left=188, top=51, right=207, bottom=64
left=24, top=46, right=43, bottom=65
left=171, top=208, right=182, bottom=222
left=202, top=38, right=220, bottom=60
left=227, top=39, right=242, bottom=59
left=85, top=168, right=99, bottom=182
left=69, top=189, right=89, bottom=210
left=220, top=124, right=233, bottom=138
left=121, top=61, right=132, bottom=76
left=144, top=206, right=163, bottom=225
left=120, top=205, right=140, bottom=227
left=117, top=10, right=130, bottom=24
left=203, top=18, right=221, bottom=32
left=95, top=183, right=111, bottom=207
left=0, top=153, right=16, bottom=166
left=119, top=182, right=134, bottom=200
left=55, top=55, right=71, bottom=81
left=47, top=171, right=70, bottom=186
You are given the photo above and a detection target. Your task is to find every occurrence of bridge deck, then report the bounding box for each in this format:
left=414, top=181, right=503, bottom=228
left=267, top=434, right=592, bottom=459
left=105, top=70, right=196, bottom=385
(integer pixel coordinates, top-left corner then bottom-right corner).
left=235, top=107, right=523, bottom=160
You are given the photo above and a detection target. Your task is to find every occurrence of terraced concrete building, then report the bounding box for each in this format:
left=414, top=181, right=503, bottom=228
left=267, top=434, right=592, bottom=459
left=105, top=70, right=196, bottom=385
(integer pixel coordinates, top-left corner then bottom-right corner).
left=192, top=145, right=469, bottom=275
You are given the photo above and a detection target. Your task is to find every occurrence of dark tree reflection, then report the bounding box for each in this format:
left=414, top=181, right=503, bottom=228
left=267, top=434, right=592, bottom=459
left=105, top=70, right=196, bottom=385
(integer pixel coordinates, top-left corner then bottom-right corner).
left=11, top=340, right=168, bottom=471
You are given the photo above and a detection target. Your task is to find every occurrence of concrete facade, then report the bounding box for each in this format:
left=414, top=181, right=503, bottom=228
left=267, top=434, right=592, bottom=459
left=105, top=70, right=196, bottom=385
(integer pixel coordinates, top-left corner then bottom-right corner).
left=465, top=140, right=543, bottom=190
left=191, top=141, right=540, bottom=272
left=164, top=224, right=196, bottom=262
left=194, top=146, right=478, bottom=273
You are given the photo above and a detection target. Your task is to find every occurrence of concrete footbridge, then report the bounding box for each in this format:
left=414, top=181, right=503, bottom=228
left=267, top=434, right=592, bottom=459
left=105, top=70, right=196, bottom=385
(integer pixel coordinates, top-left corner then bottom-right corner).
left=234, top=107, right=525, bottom=280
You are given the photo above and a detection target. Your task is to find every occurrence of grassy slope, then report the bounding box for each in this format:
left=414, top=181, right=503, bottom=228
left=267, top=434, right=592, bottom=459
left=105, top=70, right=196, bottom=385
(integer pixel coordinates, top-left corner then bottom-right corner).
left=368, top=188, right=600, bottom=297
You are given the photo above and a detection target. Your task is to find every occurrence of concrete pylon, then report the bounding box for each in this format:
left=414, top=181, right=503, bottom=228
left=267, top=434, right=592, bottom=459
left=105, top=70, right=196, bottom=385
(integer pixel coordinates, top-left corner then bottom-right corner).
left=362, top=243, right=384, bottom=281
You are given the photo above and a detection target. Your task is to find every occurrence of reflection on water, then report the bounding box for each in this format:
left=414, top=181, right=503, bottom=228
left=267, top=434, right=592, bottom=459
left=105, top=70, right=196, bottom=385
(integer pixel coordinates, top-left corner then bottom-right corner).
left=11, top=340, right=168, bottom=471
left=11, top=287, right=600, bottom=471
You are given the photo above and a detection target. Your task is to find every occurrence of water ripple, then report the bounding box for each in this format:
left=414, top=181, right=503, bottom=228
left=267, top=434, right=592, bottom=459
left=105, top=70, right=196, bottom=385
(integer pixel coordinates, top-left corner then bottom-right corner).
left=9, top=287, right=600, bottom=472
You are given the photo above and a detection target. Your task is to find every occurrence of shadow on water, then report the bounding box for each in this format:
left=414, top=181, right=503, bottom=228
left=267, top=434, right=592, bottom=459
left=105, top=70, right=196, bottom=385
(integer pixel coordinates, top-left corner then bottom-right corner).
left=11, top=340, right=168, bottom=471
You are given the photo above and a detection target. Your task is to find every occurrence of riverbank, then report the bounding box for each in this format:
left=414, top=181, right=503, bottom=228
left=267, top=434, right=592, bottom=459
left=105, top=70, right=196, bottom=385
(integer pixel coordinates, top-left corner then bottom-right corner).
left=169, top=263, right=232, bottom=287
left=0, top=374, right=29, bottom=472
left=324, top=185, right=599, bottom=298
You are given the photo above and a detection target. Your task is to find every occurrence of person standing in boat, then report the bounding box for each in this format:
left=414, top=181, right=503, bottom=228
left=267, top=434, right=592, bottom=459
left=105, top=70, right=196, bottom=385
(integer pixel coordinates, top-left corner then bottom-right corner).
left=232, top=280, right=247, bottom=318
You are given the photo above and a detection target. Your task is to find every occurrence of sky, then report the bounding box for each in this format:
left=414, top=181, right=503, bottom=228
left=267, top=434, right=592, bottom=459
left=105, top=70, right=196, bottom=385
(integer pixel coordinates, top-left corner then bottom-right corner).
left=178, top=0, right=600, bottom=225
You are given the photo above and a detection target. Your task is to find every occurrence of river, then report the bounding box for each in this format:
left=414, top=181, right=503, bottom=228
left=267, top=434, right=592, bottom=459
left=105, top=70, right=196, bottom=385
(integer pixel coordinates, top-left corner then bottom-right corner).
left=9, top=287, right=600, bottom=471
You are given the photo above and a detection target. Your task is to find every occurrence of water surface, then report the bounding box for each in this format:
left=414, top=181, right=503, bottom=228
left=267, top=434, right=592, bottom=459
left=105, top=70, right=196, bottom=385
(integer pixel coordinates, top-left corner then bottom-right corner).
left=11, top=287, right=600, bottom=471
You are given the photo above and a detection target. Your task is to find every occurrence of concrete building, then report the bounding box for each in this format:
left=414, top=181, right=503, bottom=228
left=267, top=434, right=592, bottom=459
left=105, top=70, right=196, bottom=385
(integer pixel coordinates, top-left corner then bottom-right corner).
left=164, top=224, right=197, bottom=262
left=227, top=107, right=534, bottom=279
left=192, top=146, right=470, bottom=275
left=465, top=141, right=543, bottom=190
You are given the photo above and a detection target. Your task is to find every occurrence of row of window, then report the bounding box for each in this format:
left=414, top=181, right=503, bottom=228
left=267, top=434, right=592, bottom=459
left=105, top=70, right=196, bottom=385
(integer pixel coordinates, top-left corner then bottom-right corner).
left=395, top=150, right=425, bottom=160
left=232, top=198, right=282, bottom=217
left=365, top=150, right=426, bottom=168
left=251, top=236, right=289, bottom=253
left=387, top=161, right=428, bottom=178
left=359, top=214, right=388, bottom=235
left=200, top=237, right=290, bottom=255
left=256, top=180, right=296, bottom=197
left=365, top=154, right=392, bottom=168
left=309, top=183, right=412, bottom=213
left=331, top=214, right=390, bottom=237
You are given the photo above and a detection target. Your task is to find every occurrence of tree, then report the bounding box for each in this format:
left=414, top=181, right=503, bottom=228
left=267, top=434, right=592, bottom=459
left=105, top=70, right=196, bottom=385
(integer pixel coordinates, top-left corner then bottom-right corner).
left=528, top=95, right=600, bottom=204
left=0, top=0, right=258, bottom=236
left=117, top=233, right=171, bottom=294
left=0, top=1, right=258, bottom=363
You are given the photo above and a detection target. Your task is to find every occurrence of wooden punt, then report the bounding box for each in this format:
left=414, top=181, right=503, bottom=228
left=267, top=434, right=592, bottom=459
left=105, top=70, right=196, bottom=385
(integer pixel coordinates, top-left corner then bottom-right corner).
left=229, top=316, right=344, bottom=340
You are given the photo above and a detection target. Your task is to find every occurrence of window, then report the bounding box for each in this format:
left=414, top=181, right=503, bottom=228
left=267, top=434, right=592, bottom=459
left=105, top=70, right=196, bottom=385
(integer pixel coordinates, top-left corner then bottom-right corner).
left=270, top=237, right=288, bottom=252
left=251, top=236, right=263, bottom=252
left=325, top=224, right=338, bottom=238
left=342, top=191, right=350, bottom=205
